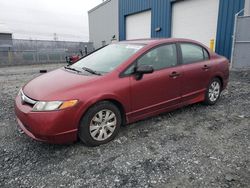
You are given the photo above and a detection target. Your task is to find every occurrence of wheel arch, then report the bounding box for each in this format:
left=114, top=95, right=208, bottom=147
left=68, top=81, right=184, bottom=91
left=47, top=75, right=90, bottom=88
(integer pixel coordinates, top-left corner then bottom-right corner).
left=214, top=75, right=223, bottom=88
left=210, top=70, right=224, bottom=89
left=106, top=99, right=127, bottom=125
left=77, top=96, right=127, bottom=128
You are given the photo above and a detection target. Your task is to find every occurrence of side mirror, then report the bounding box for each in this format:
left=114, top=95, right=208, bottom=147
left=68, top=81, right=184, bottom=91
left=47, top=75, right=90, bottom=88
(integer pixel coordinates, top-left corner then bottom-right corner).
left=135, top=65, right=154, bottom=80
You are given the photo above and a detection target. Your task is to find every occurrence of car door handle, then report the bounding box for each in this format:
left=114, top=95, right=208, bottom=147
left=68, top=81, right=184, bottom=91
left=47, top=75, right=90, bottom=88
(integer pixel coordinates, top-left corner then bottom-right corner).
left=202, top=65, right=210, bottom=70
left=169, top=71, right=181, bottom=78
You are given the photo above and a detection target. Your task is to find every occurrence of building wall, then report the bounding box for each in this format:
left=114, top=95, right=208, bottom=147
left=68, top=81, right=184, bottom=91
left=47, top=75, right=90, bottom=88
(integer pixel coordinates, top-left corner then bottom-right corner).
left=119, top=0, right=171, bottom=41
left=0, top=33, right=12, bottom=40
left=215, top=0, right=245, bottom=59
left=119, top=0, right=245, bottom=59
left=88, top=0, right=119, bottom=49
left=0, top=33, right=13, bottom=48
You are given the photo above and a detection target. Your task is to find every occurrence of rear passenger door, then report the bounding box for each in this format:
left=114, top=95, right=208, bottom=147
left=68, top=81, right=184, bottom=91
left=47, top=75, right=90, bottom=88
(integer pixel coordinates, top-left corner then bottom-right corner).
left=178, top=43, right=211, bottom=103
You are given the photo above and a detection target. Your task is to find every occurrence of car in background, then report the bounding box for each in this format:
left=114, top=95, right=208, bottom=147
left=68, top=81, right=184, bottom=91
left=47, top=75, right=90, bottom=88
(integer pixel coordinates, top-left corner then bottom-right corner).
left=65, top=55, right=81, bottom=65
left=15, top=38, right=229, bottom=146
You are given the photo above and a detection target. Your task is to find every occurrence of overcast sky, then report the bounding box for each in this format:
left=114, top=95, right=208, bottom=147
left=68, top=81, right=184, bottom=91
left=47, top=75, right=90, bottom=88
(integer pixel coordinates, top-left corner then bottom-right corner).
left=0, top=0, right=103, bottom=41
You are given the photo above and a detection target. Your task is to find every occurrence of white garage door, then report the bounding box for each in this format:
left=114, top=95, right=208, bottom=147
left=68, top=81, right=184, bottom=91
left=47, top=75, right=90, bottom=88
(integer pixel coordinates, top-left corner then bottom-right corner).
left=126, top=10, right=151, bottom=40
left=172, top=0, right=219, bottom=47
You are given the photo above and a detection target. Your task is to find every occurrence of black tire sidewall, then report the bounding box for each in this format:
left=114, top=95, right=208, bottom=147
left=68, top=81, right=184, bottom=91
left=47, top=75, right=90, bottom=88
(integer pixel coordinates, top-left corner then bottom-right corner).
left=204, top=78, right=222, bottom=105
left=78, top=101, right=121, bottom=146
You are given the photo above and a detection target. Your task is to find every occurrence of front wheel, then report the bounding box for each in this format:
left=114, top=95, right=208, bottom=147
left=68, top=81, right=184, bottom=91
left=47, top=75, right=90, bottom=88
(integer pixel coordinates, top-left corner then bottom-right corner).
left=204, top=78, right=222, bottom=105
left=78, top=101, right=121, bottom=146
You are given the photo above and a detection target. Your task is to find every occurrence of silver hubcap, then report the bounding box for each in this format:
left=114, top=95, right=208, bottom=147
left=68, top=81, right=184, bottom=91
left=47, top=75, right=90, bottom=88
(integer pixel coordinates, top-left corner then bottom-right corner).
left=89, top=109, right=117, bottom=141
left=208, top=81, right=220, bottom=102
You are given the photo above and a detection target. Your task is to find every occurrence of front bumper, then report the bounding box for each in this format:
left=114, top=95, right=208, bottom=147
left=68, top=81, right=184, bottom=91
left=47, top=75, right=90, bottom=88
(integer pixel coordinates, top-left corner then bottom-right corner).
left=14, top=96, right=79, bottom=144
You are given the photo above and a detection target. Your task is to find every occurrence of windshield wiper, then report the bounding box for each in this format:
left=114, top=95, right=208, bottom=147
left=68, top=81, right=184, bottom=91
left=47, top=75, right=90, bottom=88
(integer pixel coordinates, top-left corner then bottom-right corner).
left=64, top=66, right=81, bottom=73
left=82, top=67, right=101, bottom=76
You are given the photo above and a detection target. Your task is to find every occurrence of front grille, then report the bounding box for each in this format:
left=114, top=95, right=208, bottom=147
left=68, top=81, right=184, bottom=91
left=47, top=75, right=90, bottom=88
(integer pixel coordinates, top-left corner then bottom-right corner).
left=20, top=90, right=37, bottom=106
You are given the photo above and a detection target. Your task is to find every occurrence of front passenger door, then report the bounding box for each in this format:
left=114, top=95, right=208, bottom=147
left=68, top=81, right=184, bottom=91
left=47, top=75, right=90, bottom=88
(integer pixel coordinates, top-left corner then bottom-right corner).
left=129, top=43, right=182, bottom=120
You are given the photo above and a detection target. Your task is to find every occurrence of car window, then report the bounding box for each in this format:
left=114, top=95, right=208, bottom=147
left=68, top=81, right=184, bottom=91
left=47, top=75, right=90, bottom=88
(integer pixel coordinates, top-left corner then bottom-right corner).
left=137, top=44, right=178, bottom=70
left=180, top=43, right=206, bottom=64
left=71, top=43, right=144, bottom=74
left=123, top=64, right=136, bottom=75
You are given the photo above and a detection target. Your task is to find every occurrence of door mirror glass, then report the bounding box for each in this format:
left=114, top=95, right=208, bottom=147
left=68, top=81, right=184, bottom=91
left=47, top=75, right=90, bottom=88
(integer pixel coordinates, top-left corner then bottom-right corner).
left=136, top=65, right=154, bottom=74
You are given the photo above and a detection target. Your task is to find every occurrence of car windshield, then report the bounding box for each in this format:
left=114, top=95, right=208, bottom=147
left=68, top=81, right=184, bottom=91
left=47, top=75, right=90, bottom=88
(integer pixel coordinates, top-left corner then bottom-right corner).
left=71, top=43, right=144, bottom=74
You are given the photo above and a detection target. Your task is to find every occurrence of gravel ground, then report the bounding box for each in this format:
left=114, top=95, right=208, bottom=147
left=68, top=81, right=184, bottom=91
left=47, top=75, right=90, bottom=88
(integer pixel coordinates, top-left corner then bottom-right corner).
left=0, top=64, right=249, bottom=188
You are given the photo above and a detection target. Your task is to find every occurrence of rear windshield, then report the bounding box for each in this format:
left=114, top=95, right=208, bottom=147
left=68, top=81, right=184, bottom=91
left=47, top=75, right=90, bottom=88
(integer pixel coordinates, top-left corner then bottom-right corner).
left=71, top=43, right=144, bottom=74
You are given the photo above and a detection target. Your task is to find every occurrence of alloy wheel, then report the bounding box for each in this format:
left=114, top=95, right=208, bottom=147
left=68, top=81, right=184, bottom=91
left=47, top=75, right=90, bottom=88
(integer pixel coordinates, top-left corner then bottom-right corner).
left=208, top=81, right=220, bottom=102
left=89, top=109, right=117, bottom=141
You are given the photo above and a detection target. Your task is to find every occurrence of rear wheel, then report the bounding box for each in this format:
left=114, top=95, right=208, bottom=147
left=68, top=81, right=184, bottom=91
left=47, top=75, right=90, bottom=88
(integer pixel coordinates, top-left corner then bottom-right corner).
left=204, top=78, right=221, bottom=105
left=78, top=101, right=121, bottom=146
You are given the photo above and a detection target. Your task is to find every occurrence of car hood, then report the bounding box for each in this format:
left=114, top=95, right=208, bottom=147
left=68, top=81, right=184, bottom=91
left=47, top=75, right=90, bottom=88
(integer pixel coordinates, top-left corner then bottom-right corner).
left=23, top=68, right=99, bottom=101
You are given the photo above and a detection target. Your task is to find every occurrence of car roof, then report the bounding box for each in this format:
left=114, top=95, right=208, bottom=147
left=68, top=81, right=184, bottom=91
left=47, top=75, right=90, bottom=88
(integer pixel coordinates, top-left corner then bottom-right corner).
left=118, top=38, right=204, bottom=46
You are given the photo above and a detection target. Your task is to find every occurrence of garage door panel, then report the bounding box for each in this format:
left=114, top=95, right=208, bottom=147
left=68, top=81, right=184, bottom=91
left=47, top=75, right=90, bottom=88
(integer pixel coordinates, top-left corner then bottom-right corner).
left=172, top=0, right=219, bottom=47
left=126, top=10, right=151, bottom=40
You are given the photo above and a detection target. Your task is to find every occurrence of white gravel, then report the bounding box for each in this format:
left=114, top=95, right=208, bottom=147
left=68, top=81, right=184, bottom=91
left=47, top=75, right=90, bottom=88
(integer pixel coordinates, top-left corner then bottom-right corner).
left=0, top=64, right=249, bottom=187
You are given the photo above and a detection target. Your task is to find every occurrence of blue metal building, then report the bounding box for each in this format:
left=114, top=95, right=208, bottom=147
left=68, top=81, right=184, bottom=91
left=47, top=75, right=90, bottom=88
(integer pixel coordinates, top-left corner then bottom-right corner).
left=118, top=0, right=245, bottom=59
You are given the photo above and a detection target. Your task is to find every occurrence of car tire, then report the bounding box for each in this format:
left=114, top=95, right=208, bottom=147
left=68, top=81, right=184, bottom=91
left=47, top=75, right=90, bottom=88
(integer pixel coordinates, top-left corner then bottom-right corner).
left=78, top=101, right=121, bottom=146
left=204, top=78, right=222, bottom=105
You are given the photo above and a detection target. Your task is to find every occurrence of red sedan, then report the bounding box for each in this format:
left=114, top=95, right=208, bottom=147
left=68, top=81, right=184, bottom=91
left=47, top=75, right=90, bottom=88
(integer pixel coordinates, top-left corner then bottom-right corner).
left=15, top=38, right=229, bottom=146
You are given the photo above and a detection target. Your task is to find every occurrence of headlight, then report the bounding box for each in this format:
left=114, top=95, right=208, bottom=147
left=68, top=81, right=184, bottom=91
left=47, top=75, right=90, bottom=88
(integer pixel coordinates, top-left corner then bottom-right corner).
left=32, top=100, right=78, bottom=111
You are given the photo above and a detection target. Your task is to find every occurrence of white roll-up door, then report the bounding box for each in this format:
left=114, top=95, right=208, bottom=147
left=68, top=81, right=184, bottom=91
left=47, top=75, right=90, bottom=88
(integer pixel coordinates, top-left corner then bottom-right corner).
left=126, top=10, right=151, bottom=40
left=172, top=0, right=219, bottom=47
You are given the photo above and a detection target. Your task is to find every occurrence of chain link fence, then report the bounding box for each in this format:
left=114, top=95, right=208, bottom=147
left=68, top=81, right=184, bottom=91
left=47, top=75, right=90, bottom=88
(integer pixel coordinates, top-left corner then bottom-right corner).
left=0, top=39, right=94, bottom=67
